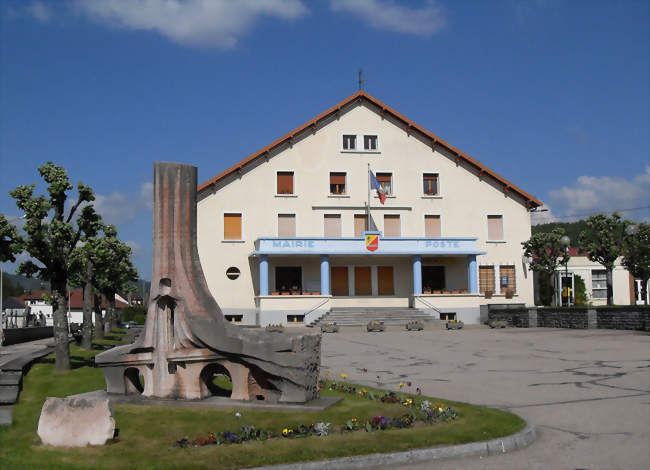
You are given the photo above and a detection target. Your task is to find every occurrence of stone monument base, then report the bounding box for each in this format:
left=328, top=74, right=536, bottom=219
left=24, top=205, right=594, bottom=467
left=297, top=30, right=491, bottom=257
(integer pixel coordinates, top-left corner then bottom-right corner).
left=71, top=390, right=341, bottom=412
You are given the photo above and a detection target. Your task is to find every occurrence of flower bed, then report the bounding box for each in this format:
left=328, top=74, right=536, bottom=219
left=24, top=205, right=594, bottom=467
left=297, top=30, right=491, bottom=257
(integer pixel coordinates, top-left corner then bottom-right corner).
left=176, top=379, right=458, bottom=448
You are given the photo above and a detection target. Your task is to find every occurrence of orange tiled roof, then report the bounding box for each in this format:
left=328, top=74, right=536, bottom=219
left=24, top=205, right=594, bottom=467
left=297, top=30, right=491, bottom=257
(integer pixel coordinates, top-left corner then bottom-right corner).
left=197, top=90, right=543, bottom=208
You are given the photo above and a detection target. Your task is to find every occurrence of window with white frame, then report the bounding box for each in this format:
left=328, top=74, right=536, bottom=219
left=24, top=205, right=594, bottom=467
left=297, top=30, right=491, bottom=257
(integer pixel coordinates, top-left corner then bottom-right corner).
left=329, top=172, right=346, bottom=195
left=487, top=215, right=504, bottom=241
left=591, top=270, right=607, bottom=299
left=376, top=172, right=392, bottom=195
left=342, top=134, right=356, bottom=150
left=364, top=135, right=378, bottom=150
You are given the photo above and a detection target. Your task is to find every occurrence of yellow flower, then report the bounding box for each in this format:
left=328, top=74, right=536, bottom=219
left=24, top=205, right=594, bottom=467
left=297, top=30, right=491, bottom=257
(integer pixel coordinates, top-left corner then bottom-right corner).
left=351, top=418, right=357, bottom=423
left=399, top=381, right=405, bottom=388
left=438, top=407, right=444, bottom=412
left=282, top=428, right=289, bottom=436
left=361, top=388, right=367, bottom=394
left=341, top=373, right=347, bottom=380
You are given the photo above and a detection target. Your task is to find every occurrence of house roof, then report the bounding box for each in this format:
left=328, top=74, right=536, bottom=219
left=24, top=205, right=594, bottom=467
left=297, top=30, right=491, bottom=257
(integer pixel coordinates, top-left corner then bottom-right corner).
left=15, top=290, right=128, bottom=309
left=3, top=297, right=25, bottom=309
left=197, top=90, right=543, bottom=208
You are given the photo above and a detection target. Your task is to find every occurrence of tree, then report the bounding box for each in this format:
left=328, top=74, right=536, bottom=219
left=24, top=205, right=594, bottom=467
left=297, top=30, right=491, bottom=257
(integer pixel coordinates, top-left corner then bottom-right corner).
left=578, top=213, right=629, bottom=306
left=94, top=225, right=138, bottom=333
left=68, top=206, right=104, bottom=350
left=0, top=214, right=22, bottom=263
left=522, top=228, right=570, bottom=306
left=9, top=162, right=95, bottom=371
left=622, top=223, right=649, bottom=305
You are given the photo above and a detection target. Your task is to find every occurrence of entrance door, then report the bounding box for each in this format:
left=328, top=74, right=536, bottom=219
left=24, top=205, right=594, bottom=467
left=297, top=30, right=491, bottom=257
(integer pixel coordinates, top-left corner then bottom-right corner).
left=354, top=267, right=371, bottom=296
left=422, top=266, right=445, bottom=292
left=378, top=266, right=394, bottom=295
left=331, top=267, right=349, bottom=296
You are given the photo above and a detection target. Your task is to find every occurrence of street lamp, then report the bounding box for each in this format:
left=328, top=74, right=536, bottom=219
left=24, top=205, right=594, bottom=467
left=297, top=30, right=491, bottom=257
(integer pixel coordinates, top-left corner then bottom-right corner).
left=560, top=235, right=571, bottom=306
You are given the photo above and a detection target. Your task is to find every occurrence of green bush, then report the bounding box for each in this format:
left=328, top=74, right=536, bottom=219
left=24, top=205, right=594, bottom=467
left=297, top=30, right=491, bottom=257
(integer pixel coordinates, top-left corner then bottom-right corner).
left=574, top=274, right=588, bottom=305
left=122, top=305, right=146, bottom=323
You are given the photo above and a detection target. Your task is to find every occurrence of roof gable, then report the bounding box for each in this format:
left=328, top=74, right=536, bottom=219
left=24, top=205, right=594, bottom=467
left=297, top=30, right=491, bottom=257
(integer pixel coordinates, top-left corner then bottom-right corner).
left=198, top=91, right=542, bottom=208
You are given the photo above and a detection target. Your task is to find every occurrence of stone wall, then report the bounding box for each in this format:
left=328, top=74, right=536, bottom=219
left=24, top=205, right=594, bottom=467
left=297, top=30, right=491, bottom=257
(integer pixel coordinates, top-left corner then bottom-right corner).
left=537, top=308, right=589, bottom=329
left=3, top=327, right=54, bottom=346
left=596, top=307, right=650, bottom=331
left=486, top=305, right=650, bottom=331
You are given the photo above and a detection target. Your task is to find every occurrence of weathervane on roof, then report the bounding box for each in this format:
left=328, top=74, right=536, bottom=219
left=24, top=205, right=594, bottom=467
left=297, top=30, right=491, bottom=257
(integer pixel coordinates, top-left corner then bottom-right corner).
left=358, top=68, right=366, bottom=91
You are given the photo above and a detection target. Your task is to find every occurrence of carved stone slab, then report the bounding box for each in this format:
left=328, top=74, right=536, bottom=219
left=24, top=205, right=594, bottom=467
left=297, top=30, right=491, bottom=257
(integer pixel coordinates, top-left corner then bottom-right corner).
left=37, top=397, right=115, bottom=447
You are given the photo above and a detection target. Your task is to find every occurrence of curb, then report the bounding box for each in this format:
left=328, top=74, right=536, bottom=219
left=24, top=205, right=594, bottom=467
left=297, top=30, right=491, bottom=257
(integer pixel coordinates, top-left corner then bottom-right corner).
left=250, top=419, right=536, bottom=470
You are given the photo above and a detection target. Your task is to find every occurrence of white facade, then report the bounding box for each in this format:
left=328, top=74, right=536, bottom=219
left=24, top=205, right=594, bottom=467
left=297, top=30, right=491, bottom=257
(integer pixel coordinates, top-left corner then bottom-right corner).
left=196, top=92, right=542, bottom=325
left=556, top=256, right=647, bottom=306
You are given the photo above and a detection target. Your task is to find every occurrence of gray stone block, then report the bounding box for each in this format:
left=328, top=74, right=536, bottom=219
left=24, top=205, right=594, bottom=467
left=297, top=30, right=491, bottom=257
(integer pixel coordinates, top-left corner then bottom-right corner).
left=37, top=397, right=115, bottom=447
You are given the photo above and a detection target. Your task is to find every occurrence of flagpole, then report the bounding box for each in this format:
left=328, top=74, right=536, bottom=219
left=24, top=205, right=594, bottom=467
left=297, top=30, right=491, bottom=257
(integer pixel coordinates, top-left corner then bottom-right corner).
left=366, top=163, right=370, bottom=232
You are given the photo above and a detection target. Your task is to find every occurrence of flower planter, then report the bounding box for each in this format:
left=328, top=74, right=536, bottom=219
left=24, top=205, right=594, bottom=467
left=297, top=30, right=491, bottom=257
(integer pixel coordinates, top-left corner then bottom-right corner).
left=311, top=291, right=320, bottom=295
left=484, top=291, right=493, bottom=299
left=433, top=290, right=442, bottom=294
left=281, top=292, right=290, bottom=296
left=271, top=292, right=279, bottom=296
left=505, top=290, right=515, bottom=299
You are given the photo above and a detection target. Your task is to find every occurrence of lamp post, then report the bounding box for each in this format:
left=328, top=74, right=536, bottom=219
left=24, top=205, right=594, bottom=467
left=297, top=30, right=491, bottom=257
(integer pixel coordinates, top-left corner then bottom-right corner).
left=560, top=235, right=571, bottom=306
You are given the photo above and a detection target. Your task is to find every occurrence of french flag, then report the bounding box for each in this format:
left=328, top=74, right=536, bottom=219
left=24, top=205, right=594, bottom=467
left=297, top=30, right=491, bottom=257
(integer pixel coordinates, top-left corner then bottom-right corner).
left=370, top=170, right=386, bottom=204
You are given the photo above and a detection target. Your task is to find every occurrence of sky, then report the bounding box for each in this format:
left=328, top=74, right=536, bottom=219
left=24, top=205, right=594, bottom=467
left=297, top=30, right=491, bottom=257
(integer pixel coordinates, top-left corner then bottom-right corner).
left=1, top=0, right=648, bottom=281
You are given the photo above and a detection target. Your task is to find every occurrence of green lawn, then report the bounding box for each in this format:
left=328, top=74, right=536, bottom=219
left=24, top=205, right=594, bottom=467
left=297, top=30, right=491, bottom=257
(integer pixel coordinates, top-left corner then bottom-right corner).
left=0, top=330, right=525, bottom=470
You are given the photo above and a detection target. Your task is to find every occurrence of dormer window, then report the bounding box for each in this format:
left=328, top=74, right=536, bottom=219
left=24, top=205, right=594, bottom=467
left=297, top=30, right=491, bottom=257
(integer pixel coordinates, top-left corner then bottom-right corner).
left=342, top=134, right=356, bottom=150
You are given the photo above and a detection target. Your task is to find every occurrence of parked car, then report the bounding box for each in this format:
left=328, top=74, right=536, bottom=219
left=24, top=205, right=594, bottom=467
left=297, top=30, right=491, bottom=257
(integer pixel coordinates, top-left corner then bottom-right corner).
left=123, top=321, right=139, bottom=329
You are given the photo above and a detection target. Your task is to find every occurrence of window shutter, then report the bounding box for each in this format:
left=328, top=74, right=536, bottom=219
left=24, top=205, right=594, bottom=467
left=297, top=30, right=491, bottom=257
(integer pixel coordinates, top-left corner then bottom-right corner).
left=499, top=266, right=516, bottom=293
left=376, top=173, right=391, bottom=182
left=278, top=214, right=296, bottom=237
left=277, top=172, right=294, bottom=194
left=479, top=266, right=495, bottom=293
left=354, top=214, right=367, bottom=237
left=425, top=215, right=441, bottom=237
left=487, top=215, right=503, bottom=240
left=329, top=173, right=346, bottom=185
left=324, top=214, right=341, bottom=237
left=384, top=215, right=400, bottom=237
left=224, top=213, right=242, bottom=240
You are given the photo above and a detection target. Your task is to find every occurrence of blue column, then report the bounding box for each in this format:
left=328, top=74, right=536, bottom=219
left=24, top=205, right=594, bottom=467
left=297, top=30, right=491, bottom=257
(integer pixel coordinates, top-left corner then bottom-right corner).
left=413, top=255, right=422, bottom=295
left=468, top=255, right=478, bottom=294
left=320, top=255, right=330, bottom=296
left=259, top=255, right=268, bottom=296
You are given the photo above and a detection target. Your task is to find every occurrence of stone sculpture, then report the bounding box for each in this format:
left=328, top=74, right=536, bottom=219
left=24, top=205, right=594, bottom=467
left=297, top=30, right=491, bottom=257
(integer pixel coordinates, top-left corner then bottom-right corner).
left=38, top=397, right=115, bottom=447
left=366, top=320, right=385, bottom=332
left=96, top=163, right=320, bottom=403
left=405, top=320, right=424, bottom=331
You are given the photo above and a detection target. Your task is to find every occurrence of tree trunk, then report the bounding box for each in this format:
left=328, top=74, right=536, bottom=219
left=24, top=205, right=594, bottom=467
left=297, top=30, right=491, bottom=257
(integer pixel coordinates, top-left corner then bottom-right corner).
left=94, top=293, right=104, bottom=340
left=81, top=261, right=94, bottom=350
left=109, top=294, right=118, bottom=330
left=51, top=280, right=71, bottom=372
left=103, top=293, right=113, bottom=334
left=552, top=270, right=560, bottom=306
left=606, top=267, right=614, bottom=306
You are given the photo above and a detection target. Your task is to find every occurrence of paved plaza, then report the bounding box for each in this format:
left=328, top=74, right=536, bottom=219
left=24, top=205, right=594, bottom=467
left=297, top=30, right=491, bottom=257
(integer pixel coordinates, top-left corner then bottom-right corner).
left=322, top=327, right=650, bottom=470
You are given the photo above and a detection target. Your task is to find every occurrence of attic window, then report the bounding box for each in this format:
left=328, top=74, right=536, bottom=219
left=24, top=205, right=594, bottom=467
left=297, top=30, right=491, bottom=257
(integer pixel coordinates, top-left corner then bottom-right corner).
left=342, top=135, right=356, bottom=150
left=364, top=135, right=377, bottom=150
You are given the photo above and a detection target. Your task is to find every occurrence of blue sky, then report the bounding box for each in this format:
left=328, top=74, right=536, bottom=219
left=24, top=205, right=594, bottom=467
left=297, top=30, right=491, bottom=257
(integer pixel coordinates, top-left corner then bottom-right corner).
left=1, top=0, right=648, bottom=280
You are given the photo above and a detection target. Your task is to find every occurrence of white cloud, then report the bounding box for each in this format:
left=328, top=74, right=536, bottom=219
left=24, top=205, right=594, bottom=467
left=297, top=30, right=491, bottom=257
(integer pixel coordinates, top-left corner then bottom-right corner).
left=329, top=0, right=445, bottom=36
left=26, top=1, right=53, bottom=23
left=73, top=0, right=309, bottom=48
left=530, top=204, right=557, bottom=226
left=547, top=166, right=650, bottom=221
left=93, top=182, right=152, bottom=225
left=125, top=240, right=142, bottom=257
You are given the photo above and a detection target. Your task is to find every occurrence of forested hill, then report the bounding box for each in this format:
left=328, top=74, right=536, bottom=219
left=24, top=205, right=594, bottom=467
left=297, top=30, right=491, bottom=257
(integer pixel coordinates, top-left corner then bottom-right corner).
left=532, top=220, right=588, bottom=242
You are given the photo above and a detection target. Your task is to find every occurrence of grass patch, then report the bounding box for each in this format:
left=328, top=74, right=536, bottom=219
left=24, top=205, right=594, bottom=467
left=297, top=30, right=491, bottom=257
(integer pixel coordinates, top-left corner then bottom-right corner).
left=0, top=332, right=525, bottom=470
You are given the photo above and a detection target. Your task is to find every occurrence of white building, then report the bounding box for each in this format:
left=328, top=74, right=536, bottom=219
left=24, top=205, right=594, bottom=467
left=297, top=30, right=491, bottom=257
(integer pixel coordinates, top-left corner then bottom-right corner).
left=196, top=91, right=543, bottom=326
left=553, top=249, right=648, bottom=306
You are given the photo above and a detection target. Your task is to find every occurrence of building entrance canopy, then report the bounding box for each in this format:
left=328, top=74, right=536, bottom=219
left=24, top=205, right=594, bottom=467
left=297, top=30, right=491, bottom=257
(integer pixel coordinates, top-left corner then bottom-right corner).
left=253, top=235, right=485, bottom=297
left=253, top=235, right=485, bottom=256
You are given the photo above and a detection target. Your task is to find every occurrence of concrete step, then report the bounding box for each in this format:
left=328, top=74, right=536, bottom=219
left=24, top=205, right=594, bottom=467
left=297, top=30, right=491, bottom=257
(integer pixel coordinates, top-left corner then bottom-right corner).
left=0, top=372, right=22, bottom=387
left=0, top=387, right=19, bottom=405
left=0, top=405, right=13, bottom=426
left=311, top=307, right=438, bottom=327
